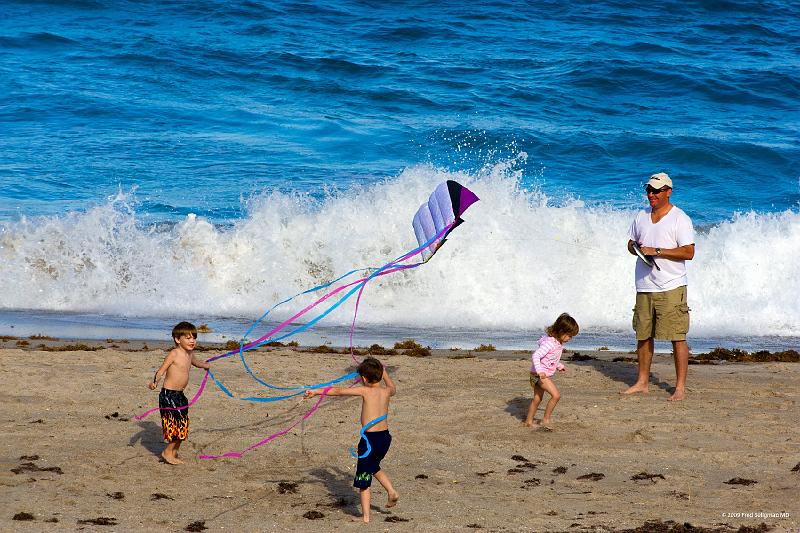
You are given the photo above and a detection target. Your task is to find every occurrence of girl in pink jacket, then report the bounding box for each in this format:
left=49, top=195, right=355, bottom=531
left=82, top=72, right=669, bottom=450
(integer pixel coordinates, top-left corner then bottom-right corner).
left=524, top=313, right=579, bottom=430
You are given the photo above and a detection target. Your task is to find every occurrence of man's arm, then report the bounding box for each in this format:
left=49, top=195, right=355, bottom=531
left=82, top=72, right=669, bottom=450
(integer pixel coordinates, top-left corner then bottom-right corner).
left=639, top=243, right=695, bottom=261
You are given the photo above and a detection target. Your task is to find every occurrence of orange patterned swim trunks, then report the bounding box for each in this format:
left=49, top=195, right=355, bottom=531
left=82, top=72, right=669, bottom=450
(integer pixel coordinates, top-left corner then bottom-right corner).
left=159, top=388, right=189, bottom=442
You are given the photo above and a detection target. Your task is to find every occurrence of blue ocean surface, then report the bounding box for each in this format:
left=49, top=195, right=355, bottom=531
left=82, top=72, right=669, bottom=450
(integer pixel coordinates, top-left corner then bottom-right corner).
left=1, top=0, right=798, bottom=351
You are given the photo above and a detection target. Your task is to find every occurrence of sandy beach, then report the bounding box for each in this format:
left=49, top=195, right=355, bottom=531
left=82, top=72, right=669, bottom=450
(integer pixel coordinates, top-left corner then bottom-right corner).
left=1, top=337, right=797, bottom=532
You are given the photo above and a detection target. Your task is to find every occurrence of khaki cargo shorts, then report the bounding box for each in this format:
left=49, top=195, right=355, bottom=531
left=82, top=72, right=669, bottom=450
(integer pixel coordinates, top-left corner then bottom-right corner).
left=632, top=285, right=690, bottom=341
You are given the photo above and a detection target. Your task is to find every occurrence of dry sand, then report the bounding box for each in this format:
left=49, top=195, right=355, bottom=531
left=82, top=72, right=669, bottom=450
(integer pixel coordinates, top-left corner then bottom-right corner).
left=0, top=338, right=798, bottom=532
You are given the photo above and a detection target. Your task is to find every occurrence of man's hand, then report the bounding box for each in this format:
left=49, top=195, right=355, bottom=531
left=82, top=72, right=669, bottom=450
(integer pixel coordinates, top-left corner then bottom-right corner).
left=639, top=245, right=658, bottom=256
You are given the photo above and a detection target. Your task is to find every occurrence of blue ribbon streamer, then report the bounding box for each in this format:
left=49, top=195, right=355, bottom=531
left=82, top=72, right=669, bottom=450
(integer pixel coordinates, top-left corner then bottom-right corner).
left=207, top=368, right=360, bottom=402
left=349, top=414, right=388, bottom=459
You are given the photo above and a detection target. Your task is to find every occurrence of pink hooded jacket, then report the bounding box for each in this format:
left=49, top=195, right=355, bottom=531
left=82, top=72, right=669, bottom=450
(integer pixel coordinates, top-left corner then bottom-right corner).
left=530, top=335, right=566, bottom=377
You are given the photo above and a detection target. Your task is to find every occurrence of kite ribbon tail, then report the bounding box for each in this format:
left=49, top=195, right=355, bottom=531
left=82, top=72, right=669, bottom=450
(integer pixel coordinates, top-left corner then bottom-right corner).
left=198, top=386, right=332, bottom=460
left=345, top=222, right=454, bottom=362
left=347, top=263, right=420, bottom=363
left=133, top=369, right=210, bottom=421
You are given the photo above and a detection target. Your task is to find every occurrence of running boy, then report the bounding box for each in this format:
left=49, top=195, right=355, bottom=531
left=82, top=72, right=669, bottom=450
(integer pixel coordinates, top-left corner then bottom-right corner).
left=304, top=357, right=399, bottom=523
left=148, top=321, right=210, bottom=465
left=524, top=313, right=579, bottom=430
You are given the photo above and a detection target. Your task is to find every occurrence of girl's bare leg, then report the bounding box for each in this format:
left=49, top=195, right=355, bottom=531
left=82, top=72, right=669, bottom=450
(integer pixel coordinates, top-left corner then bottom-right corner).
left=524, top=383, right=545, bottom=426
left=538, top=378, right=561, bottom=428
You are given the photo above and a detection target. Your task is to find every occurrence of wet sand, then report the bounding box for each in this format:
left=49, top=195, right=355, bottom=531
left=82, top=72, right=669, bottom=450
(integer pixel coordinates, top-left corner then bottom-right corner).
left=0, top=338, right=797, bottom=531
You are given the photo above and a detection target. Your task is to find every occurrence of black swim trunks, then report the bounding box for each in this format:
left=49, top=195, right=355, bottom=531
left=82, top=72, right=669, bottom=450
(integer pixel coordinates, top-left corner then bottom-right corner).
left=353, top=430, right=391, bottom=489
left=159, top=388, right=189, bottom=442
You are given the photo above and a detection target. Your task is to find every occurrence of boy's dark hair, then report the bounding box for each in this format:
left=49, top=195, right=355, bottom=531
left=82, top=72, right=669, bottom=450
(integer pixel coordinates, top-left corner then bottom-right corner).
left=172, top=321, right=198, bottom=342
left=357, top=357, right=383, bottom=384
left=546, top=313, right=579, bottom=339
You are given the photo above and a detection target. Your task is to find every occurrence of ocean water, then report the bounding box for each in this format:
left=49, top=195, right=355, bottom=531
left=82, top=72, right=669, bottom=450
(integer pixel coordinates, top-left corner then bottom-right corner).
left=1, top=0, right=798, bottom=352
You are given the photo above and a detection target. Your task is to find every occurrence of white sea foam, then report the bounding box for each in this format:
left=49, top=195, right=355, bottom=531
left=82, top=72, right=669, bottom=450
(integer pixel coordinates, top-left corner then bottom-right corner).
left=1, top=163, right=798, bottom=339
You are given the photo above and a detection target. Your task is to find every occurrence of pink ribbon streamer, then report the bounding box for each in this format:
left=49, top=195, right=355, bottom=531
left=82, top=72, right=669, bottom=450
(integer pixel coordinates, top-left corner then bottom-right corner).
left=198, top=387, right=331, bottom=459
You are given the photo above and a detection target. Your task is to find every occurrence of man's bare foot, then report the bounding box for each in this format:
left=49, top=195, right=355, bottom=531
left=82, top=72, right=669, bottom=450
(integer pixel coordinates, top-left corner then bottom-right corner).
left=621, top=384, right=649, bottom=395
left=351, top=516, right=369, bottom=523
left=538, top=422, right=553, bottom=432
left=161, top=451, right=184, bottom=465
left=667, top=389, right=685, bottom=402
left=522, top=420, right=535, bottom=427
left=387, top=492, right=399, bottom=508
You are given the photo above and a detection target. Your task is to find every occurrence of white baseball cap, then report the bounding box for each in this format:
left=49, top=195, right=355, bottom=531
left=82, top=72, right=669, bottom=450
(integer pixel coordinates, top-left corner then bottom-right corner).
left=647, top=172, right=673, bottom=189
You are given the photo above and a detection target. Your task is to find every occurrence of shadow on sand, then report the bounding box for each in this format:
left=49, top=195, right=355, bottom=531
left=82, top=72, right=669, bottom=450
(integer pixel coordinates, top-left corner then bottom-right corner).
left=569, top=353, right=677, bottom=395
left=128, top=420, right=164, bottom=457
left=307, top=467, right=393, bottom=518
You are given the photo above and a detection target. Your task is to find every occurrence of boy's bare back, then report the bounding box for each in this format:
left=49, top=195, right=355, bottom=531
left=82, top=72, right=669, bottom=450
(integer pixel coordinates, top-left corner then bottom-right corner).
left=357, top=379, right=393, bottom=431
left=304, top=366, right=396, bottom=431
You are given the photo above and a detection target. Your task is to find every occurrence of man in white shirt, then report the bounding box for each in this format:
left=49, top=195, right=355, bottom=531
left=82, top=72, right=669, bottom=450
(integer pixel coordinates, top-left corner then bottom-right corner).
left=622, top=172, right=695, bottom=401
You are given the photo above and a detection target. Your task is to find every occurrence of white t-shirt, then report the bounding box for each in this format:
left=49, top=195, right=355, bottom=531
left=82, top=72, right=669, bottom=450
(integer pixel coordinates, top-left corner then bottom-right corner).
left=629, top=205, right=694, bottom=292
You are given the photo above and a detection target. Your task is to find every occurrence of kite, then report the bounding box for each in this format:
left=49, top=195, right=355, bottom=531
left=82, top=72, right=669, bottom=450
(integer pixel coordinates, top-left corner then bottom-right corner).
left=134, top=180, right=479, bottom=459
left=413, top=179, right=480, bottom=262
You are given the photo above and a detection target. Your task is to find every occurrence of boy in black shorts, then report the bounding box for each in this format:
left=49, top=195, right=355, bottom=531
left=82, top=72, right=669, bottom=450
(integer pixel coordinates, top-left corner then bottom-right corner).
left=305, top=357, right=399, bottom=522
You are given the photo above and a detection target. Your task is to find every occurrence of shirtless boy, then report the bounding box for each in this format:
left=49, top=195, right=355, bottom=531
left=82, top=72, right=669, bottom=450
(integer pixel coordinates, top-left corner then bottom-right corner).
left=305, top=357, right=399, bottom=523
left=148, top=321, right=210, bottom=464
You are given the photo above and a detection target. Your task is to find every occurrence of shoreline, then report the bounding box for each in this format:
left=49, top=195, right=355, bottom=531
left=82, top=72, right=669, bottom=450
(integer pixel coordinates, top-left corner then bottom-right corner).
left=1, top=341, right=798, bottom=531
left=2, top=310, right=799, bottom=355
left=2, top=333, right=799, bottom=362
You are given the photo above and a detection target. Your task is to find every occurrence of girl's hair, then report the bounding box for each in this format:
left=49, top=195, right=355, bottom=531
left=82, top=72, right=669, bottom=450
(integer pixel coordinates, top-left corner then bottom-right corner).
left=546, top=313, right=579, bottom=340
left=358, top=357, right=384, bottom=384
left=172, top=321, right=198, bottom=341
